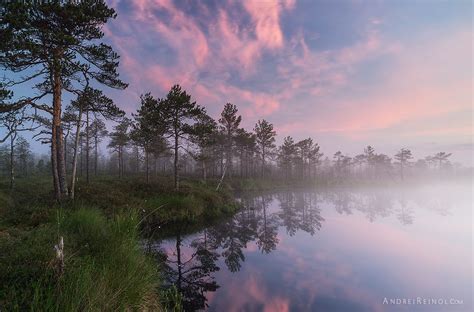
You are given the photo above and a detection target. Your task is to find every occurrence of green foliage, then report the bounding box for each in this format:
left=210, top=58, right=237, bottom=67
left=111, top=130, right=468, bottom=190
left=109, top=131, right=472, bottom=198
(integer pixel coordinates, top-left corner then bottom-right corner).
left=52, top=208, right=159, bottom=311
left=0, top=176, right=238, bottom=311
left=0, top=190, right=160, bottom=311
left=161, top=285, right=184, bottom=312
left=1, top=0, right=128, bottom=200
left=254, top=119, right=276, bottom=177
left=146, top=194, right=204, bottom=222
left=141, top=181, right=237, bottom=226
left=0, top=191, right=13, bottom=216
left=219, top=103, right=242, bottom=168
left=0, top=0, right=127, bottom=94
left=157, top=84, right=207, bottom=189
left=0, top=224, right=56, bottom=310
left=254, top=119, right=276, bottom=153
left=108, top=118, right=132, bottom=151
left=132, top=93, right=163, bottom=148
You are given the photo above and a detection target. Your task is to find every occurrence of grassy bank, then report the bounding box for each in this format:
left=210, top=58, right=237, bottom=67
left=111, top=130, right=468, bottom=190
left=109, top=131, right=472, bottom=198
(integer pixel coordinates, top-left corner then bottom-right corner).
left=0, top=177, right=238, bottom=311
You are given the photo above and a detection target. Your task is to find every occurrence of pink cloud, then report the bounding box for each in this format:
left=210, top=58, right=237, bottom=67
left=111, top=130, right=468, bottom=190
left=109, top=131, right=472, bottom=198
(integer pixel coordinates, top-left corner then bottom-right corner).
left=106, top=1, right=390, bottom=121
left=104, top=0, right=296, bottom=116
left=242, top=0, right=287, bottom=49
left=206, top=271, right=291, bottom=312
left=209, top=0, right=294, bottom=75
left=323, top=213, right=471, bottom=291
left=275, top=28, right=471, bottom=141
left=276, top=24, right=394, bottom=101
left=131, top=0, right=209, bottom=67
left=212, top=9, right=262, bottom=71
left=104, top=0, right=471, bottom=153
left=263, top=297, right=290, bottom=312
left=215, top=84, right=281, bottom=117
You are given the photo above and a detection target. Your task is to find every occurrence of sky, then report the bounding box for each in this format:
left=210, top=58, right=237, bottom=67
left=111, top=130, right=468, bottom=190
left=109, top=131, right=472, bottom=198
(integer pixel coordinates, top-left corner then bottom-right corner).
left=2, top=0, right=473, bottom=165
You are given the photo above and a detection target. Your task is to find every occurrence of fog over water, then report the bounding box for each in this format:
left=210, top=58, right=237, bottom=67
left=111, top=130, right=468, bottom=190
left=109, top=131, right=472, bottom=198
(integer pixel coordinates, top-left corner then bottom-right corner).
left=150, top=180, right=472, bottom=312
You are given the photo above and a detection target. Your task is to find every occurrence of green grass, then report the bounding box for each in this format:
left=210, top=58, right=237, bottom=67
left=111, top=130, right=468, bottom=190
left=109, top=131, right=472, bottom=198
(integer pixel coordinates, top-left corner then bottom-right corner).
left=160, top=286, right=184, bottom=312
left=0, top=207, right=160, bottom=311
left=0, top=176, right=238, bottom=311
left=56, top=208, right=159, bottom=311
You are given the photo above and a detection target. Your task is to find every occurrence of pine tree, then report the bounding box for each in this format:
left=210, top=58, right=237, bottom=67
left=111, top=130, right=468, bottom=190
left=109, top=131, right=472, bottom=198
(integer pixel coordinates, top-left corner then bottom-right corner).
left=235, top=129, right=256, bottom=178
left=108, top=118, right=131, bottom=178
left=89, top=119, right=108, bottom=175
left=189, top=113, right=218, bottom=182
left=0, top=1, right=127, bottom=200
left=295, top=138, right=323, bottom=180
left=0, top=109, right=36, bottom=188
left=15, top=136, right=31, bottom=177
left=69, top=87, right=124, bottom=197
left=157, top=85, right=206, bottom=190
left=218, top=103, right=242, bottom=177
left=254, top=119, right=276, bottom=178
left=394, top=148, right=413, bottom=180
left=364, top=145, right=376, bottom=177
left=433, top=152, right=452, bottom=169
left=278, top=136, right=296, bottom=179
left=131, top=93, right=163, bottom=183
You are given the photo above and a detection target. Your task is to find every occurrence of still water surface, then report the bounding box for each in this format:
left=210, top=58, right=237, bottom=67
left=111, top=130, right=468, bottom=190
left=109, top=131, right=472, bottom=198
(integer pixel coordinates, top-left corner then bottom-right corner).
left=151, top=182, right=472, bottom=312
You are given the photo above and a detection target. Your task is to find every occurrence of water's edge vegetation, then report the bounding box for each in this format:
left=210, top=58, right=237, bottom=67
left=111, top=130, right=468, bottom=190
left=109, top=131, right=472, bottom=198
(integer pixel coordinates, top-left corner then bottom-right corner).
left=0, top=177, right=239, bottom=311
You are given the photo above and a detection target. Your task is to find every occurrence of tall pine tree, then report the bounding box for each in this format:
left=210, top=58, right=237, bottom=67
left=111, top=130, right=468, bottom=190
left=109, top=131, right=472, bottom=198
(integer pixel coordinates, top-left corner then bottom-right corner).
left=0, top=1, right=127, bottom=200
left=158, top=85, right=205, bottom=190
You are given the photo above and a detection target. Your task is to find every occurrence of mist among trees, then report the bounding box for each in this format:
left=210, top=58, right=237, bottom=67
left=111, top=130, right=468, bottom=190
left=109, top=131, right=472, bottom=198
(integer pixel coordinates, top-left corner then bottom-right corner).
left=0, top=0, right=468, bottom=198
left=0, top=78, right=466, bottom=195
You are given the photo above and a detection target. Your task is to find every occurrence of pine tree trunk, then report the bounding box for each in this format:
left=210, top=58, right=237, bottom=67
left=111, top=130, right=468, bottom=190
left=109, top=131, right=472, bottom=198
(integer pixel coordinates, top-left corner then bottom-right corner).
left=240, top=149, right=244, bottom=178
left=174, top=132, right=179, bottom=190
left=247, top=154, right=250, bottom=178
left=136, top=147, right=139, bottom=173
left=202, top=159, right=207, bottom=182
left=216, top=161, right=227, bottom=191
left=64, top=134, right=67, bottom=173
left=145, top=149, right=149, bottom=183
left=85, top=110, right=90, bottom=184
left=9, top=133, right=15, bottom=190
left=94, top=133, right=98, bottom=176
left=120, top=146, right=124, bottom=178
left=400, top=162, right=404, bottom=181
left=70, top=106, right=83, bottom=200
left=52, top=62, right=68, bottom=200
left=220, top=151, right=223, bottom=177
left=80, top=135, right=83, bottom=177
left=51, top=125, right=60, bottom=199
left=226, top=133, right=232, bottom=178
left=118, top=146, right=122, bottom=178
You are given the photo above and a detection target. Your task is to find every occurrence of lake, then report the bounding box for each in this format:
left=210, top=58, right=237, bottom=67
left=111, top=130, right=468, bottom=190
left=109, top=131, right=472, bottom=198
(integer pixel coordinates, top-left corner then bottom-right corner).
left=150, top=181, right=472, bottom=312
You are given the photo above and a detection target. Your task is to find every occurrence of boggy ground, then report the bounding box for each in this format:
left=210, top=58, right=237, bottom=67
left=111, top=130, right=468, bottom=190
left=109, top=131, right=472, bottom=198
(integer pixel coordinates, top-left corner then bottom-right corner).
left=0, top=176, right=238, bottom=311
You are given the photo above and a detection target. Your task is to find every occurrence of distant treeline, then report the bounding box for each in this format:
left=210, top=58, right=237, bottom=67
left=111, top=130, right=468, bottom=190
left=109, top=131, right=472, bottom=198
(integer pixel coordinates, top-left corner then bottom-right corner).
left=0, top=91, right=465, bottom=187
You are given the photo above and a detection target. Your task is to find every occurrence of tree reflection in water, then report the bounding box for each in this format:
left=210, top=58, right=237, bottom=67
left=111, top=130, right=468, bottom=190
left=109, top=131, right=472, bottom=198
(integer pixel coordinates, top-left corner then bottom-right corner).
left=154, top=191, right=325, bottom=310
left=159, top=225, right=220, bottom=311
left=153, top=187, right=450, bottom=310
left=277, top=191, right=324, bottom=236
left=325, top=186, right=451, bottom=225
